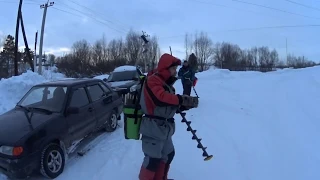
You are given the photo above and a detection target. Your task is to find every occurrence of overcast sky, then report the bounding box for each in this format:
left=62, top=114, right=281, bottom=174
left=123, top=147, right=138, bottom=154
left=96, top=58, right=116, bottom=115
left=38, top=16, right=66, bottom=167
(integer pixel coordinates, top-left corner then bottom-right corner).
left=1, top=0, right=320, bottom=62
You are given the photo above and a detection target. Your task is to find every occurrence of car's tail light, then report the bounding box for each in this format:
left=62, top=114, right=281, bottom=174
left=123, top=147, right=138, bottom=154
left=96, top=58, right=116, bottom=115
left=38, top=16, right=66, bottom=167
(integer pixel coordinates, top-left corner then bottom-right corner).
left=13, top=147, right=24, bottom=156
left=0, top=146, right=23, bottom=156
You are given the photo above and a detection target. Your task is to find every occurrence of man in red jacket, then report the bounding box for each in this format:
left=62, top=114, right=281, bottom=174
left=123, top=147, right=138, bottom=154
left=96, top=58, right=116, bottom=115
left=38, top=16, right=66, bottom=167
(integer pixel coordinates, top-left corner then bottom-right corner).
left=138, top=53, right=199, bottom=180
left=147, top=68, right=157, bottom=76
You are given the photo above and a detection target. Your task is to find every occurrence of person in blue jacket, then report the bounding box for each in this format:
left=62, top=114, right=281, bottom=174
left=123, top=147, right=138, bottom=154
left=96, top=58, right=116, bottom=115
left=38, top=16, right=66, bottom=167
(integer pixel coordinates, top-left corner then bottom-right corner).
left=178, top=60, right=196, bottom=96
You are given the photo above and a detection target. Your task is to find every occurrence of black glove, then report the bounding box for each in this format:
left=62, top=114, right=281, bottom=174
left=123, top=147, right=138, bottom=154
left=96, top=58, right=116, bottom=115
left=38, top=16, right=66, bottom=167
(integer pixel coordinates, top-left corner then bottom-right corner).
left=179, top=106, right=191, bottom=112
left=181, top=95, right=199, bottom=108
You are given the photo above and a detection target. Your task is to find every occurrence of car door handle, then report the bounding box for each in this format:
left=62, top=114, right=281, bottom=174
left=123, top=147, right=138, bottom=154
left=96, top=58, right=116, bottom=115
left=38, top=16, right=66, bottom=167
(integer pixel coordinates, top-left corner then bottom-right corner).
left=88, top=107, right=94, bottom=112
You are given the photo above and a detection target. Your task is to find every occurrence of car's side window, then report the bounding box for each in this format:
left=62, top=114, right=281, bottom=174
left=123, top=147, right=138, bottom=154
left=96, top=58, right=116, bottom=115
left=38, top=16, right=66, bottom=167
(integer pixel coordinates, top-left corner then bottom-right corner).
left=99, top=82, right=111, bottom=94
left=47, top=87, right=67, bottom=100
left=69, top=87, right=89, bottom=108
left=87, top=84, right=104, bottom=102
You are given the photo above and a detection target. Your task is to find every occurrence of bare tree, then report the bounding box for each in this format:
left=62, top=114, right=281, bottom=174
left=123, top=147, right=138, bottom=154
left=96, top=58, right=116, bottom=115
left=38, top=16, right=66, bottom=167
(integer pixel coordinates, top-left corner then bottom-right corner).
left=258, top=46, right=270, bottom=69
left=184, top=33, right=194, bottom=60
left=125, top=30, right=143, bottom=65
left=47, top=54, right=55, bottom=66
left=214, top=42, right=241, bottom=70
left=109, top=38, right=126, bottom=67
left=193, top=31, right=214, bottom=71
left=269, top=49, right=279, bottom=69
left=250, top=47, right=258, bottom=67
left=54, top=30, right=317, bottom=77
left=213, top=42, right=222, bottom=68
left=140, top=36, right=159, bottom=72
left=101, top=34, right=108, bottom=61
left=184, top=33, right=189, bottom=61
left=92, top=39, right=103, bottom=65
left=287, top=54, right=316, bottom=68
left=71, top=39, right=92, bottom=76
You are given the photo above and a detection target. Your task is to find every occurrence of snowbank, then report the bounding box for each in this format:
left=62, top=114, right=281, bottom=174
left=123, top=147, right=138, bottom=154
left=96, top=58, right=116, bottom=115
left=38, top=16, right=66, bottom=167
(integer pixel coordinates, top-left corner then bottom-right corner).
left=0, top=70, right=65, bottom=115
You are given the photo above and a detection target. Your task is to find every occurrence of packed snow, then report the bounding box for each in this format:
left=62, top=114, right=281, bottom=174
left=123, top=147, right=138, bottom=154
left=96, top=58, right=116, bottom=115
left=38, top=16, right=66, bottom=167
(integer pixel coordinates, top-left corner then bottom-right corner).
left=93, top=74, right=109, bottom=80
left=0, top=66, right=320, bottom=180
left=114, top=65, right=137, bottom=72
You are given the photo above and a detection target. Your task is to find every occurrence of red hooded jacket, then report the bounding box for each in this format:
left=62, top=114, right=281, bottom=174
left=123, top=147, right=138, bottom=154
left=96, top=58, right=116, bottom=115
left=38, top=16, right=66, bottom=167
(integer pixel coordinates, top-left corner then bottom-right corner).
left=147, top=68, right=157, bottom=77
left=141, top=53, right=182, bottom=115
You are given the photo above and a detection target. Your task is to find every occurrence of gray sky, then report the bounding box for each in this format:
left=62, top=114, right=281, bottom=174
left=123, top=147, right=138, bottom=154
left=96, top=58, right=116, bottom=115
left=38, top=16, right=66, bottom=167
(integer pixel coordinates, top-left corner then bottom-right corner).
left=0, top=0, right=320, bottom=62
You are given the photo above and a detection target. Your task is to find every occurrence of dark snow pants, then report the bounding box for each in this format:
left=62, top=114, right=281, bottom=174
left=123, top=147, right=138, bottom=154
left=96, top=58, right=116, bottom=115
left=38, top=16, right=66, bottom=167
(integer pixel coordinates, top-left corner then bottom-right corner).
left=182, top=82, right=192, bottom=96
left=139, top=117, right=176, bottom=172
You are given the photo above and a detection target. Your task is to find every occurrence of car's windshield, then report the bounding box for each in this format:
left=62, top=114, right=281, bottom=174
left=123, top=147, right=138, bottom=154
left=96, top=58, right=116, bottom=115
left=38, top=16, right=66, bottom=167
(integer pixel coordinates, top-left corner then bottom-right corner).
left=107, top=70, right=139, bottom=82
left=17, top=86, right=67, bottom=113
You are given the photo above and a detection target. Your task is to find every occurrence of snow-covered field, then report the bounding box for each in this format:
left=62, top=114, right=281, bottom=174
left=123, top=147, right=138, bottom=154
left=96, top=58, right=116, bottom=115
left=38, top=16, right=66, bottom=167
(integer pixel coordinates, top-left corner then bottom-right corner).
left=1, top=66, right=320, bottom=180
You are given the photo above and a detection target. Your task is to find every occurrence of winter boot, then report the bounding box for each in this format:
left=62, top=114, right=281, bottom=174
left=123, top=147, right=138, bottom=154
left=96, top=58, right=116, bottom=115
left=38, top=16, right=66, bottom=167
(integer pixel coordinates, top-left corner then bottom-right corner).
left=139, top=165, right=156, bottom=180
left=153, top=161, right=166, bottom=180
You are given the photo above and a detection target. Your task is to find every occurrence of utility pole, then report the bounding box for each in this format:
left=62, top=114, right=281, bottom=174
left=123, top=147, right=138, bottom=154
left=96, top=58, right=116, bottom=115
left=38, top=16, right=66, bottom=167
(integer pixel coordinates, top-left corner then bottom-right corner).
left=14, top=0, right=23, bottom=76
left=38, top=1, right=54, bottom=75
left=34, top=31, right=38, bottom=71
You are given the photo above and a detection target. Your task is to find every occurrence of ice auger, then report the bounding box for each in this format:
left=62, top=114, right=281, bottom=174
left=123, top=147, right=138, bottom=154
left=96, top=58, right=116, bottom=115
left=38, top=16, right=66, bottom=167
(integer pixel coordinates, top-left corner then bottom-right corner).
left=179, top=112, right=213, bottom=161
left=192, top=85, right=199, bottom=98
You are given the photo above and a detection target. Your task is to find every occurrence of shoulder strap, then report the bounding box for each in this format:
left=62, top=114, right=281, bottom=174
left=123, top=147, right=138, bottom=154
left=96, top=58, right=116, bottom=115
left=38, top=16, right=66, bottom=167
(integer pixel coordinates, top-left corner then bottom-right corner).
left=133, top=76, right=146, bottom=124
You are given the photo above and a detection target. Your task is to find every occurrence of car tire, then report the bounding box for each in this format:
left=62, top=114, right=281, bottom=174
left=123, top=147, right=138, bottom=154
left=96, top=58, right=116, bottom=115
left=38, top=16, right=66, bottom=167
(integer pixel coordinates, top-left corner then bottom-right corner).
left=105, top=110, right=118, bottom=132
left=40, top=143, right=65, bottom=179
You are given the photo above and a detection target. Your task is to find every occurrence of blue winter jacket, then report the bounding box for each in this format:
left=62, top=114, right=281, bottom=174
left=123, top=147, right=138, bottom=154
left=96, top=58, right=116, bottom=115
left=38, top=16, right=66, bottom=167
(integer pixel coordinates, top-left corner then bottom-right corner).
left=178, top=66, right=196, bottom=85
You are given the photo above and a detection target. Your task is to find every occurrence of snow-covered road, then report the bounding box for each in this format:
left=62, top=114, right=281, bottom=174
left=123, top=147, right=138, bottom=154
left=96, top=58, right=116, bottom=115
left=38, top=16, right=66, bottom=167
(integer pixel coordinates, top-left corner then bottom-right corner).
left=1, top=67, right=320, bottom=180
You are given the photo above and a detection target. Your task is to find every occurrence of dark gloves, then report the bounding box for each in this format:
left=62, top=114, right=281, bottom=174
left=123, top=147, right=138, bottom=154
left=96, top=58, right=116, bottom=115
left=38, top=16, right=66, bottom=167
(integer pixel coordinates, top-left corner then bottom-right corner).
left=176, top=94, right=199, bottom=113
left=181, top=95, right=199, bottom=108
left=178, top=105, right=191, bottom=112
left=176, top=95, right=199, bottom=113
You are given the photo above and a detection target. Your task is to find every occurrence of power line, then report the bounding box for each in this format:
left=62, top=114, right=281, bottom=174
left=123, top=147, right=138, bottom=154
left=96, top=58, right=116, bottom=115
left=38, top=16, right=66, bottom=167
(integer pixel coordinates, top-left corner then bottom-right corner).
left=65, top=0, right=131, bottom=31
left=25, top=0, right=87, bottom=18
left=7, top=1, right=129, bottom=34
left=285, top=0, right=320, bottom=12
left=186, top=0, right=270, bottom=15
left=51, top=6, right=83, bottom=18
left=53, top=0, right=127, bottom=34
left=26, top=0, right=129, bottom=34
left=232, top=0, right=320, bottom=20
left=160, top=24, right=320, bottom=39
left=0, top=0, right=39, bottom=5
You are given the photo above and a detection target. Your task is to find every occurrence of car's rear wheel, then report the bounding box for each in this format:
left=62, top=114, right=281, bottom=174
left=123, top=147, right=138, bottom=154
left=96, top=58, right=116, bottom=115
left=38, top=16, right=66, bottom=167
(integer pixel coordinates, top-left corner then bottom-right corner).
left=40, top=143, right=65, bottom=179
left=105, top=110, right=118, bottom=132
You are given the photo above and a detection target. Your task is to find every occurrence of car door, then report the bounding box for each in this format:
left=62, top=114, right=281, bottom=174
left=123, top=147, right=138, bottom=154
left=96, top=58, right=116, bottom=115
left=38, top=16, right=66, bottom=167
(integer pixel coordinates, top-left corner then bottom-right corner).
left=86, top=82, right=114, bottom=128
left=66, top=86, right=96, bottom=142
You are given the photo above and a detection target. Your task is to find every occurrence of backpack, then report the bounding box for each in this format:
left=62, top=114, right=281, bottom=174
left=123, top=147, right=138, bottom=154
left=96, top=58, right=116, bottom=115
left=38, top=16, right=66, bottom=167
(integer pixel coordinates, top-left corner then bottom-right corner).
left=123, top=75, right=146, bottom=140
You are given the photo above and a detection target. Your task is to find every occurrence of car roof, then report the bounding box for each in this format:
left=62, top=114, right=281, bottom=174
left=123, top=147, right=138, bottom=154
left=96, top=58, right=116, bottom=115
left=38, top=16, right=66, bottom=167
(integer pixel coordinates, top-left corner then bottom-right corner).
left=35, top=78, right=102, bottom=87
left=113, top=65, right=137, bottom=72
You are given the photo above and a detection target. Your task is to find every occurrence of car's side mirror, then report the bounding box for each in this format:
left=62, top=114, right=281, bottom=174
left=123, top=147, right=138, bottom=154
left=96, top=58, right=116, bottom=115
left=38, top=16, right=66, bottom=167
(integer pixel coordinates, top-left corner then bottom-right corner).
left=103, top=95, right=112, bottom=104
left=66, top=107, right=79, bottom=114
left=103, top=78, right=108, bottom=82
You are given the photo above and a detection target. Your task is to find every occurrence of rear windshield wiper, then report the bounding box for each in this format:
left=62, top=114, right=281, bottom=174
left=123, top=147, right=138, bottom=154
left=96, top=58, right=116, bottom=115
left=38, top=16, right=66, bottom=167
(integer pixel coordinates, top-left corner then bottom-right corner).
left=30, top=107, right=53, bottom=114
